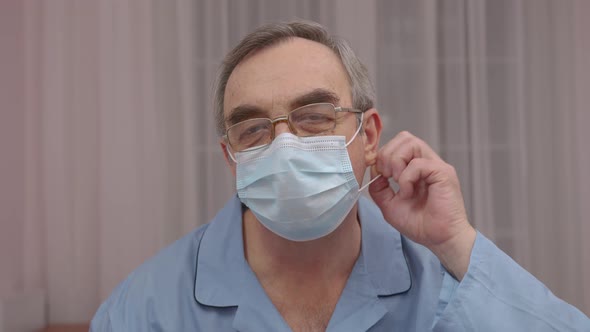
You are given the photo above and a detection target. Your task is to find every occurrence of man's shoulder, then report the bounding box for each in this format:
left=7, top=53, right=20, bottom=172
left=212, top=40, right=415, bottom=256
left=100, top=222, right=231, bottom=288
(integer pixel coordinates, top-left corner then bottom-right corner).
left=139, top=223, right=209, bottom=280
left=91, top=197, right=245, bottom=330
left=121, top=222, right=209, bottom=294
left=91, top=223, right=211, bottom=329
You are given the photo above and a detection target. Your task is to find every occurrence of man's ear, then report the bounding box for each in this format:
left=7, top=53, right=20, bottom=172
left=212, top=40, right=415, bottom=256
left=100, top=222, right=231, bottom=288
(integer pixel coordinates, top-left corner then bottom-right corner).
left=361, top=108, right=382, bottom=166
left=219, top=140, right=237, bottom=176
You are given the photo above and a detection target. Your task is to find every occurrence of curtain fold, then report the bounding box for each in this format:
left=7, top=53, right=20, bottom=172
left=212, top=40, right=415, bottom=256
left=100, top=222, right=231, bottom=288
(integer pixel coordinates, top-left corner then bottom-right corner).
left=11, top=0, right=589, bottom=323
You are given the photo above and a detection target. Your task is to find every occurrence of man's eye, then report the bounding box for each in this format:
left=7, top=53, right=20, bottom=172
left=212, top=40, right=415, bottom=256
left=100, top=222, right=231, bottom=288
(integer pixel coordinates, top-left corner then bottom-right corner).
left=295, top=112, right=332, bottom=123
left=305, top=114, right=327, bottom=121
left=239, top=123, right=270, bottom=141
left=243, top=124, right=265, bottom=134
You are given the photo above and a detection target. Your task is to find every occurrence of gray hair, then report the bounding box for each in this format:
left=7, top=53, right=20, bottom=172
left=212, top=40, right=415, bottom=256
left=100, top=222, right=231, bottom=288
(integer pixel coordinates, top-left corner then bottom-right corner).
left=213, top=20, right=376, bottom=136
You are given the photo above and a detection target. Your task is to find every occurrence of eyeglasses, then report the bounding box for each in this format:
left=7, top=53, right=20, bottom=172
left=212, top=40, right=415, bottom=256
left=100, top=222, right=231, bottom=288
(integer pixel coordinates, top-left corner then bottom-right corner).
left=224, top=103, right=363, bottom=153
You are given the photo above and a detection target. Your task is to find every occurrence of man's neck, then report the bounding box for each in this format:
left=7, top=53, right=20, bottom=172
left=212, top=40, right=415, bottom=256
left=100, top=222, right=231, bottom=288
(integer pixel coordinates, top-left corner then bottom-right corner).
left=242, top=206, right=362, bottom=284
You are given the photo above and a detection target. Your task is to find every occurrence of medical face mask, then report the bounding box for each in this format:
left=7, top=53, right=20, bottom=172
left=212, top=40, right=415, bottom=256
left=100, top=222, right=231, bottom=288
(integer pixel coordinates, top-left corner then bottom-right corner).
left=233, top=119, right=376, bottom=241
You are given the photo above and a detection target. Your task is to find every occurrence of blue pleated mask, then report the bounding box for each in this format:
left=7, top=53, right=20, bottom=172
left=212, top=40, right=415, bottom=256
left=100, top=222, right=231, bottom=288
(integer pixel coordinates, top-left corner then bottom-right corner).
left=233, top=120, right=371, bottom=241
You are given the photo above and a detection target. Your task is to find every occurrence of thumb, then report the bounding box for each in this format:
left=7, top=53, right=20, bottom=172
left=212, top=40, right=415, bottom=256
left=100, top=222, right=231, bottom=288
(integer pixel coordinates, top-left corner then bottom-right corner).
left=368, top=165, right=396, bottom=214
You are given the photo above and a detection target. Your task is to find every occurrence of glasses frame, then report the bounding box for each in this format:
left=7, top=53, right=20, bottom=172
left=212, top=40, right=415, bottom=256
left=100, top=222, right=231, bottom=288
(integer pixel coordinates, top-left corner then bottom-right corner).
left=223, top=102, right=364, bottom=153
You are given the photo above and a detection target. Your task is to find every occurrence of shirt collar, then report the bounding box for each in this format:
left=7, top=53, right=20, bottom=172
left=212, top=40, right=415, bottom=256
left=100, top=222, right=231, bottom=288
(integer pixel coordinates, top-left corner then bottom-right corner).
left=357, top=195, right=412, bottom=296
left=194, top=195, right=251, bottom=307
left=194, top=195, right=291, bottom=330
left=194, top=195, right=411, bottom=308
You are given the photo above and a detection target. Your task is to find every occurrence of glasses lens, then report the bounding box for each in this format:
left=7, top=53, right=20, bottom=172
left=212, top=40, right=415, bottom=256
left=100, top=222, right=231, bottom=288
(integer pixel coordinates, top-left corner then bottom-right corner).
left=228, top=118, right=272, bottom=151
left=289, top=104, right=336, bottom=136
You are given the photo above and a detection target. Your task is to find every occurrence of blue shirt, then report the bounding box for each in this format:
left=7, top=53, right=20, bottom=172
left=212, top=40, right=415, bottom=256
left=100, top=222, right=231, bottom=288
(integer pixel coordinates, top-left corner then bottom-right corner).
left=90, top=196, right=589, bottom=331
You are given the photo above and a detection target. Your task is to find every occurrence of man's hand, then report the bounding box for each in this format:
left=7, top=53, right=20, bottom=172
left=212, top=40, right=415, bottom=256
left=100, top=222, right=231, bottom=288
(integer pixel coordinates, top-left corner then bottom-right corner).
left=368, top=131, right=476, bottom=280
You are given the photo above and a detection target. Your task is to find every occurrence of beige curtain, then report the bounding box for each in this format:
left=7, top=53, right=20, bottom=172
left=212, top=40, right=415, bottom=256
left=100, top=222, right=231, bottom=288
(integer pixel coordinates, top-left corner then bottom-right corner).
left=18, top=0, right=235, bottom=323
left=1, top=0, right=587, bottom=325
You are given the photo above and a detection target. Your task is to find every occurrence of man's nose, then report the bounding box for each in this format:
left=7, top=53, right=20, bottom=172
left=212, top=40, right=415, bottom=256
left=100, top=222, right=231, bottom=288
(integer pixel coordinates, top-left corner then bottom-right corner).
left=272, top=118, right=293, bottom=136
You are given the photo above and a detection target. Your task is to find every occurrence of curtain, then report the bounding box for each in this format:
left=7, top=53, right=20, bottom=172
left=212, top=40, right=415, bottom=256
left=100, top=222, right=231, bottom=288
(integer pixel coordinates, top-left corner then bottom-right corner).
left=3, top=0, right=587, bottom=324
left=18, top=0, right=235, bottom=322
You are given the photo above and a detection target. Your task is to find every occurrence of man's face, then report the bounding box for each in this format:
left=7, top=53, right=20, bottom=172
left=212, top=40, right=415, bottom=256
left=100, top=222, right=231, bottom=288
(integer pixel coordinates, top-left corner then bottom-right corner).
left=221, top=37, right=376, bottom=187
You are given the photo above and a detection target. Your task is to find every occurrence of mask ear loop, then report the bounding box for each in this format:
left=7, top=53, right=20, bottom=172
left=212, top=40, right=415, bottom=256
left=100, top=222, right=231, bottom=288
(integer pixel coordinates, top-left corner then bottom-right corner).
left=226, top=144, right=238, bottom=163
left=359, top=174, right=382, bottom=192
left=345, top=111, right=384, bottom=191
left=345, top=111, right=364, bottom=147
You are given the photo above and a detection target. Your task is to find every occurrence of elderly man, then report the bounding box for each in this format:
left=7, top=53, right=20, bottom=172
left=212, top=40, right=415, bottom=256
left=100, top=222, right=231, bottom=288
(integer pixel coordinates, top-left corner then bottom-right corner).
left=91, top=20, right=589, bottom=331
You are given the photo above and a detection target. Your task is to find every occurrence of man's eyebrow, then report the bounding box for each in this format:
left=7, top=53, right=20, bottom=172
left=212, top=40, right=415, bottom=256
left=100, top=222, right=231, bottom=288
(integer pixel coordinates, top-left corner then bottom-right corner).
left=289, top=88, right=341, bottom=109
left=225, top=105, right=268, bottom=128
left=224, top=88, right=340, bottom=129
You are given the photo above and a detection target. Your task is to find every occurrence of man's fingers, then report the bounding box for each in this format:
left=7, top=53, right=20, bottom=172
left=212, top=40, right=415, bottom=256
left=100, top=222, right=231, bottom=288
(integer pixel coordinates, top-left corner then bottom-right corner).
left=376, top=131, right=442, bottom=181
left=376, top=131, right=415, bottom=178
left=369, top=165, right=396, bottom=212
left=397, top=158, right=448, bottom=199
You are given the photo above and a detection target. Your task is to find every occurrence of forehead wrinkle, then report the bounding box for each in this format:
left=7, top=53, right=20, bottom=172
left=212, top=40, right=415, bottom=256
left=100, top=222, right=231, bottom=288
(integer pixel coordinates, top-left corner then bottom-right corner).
left=223, top=38, right=352, bottom=120
left=225, top=105, right=269, bottom=128
left=227, top=87, right=341, bottom=125
left=289, top=88, right=340, bottom=110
